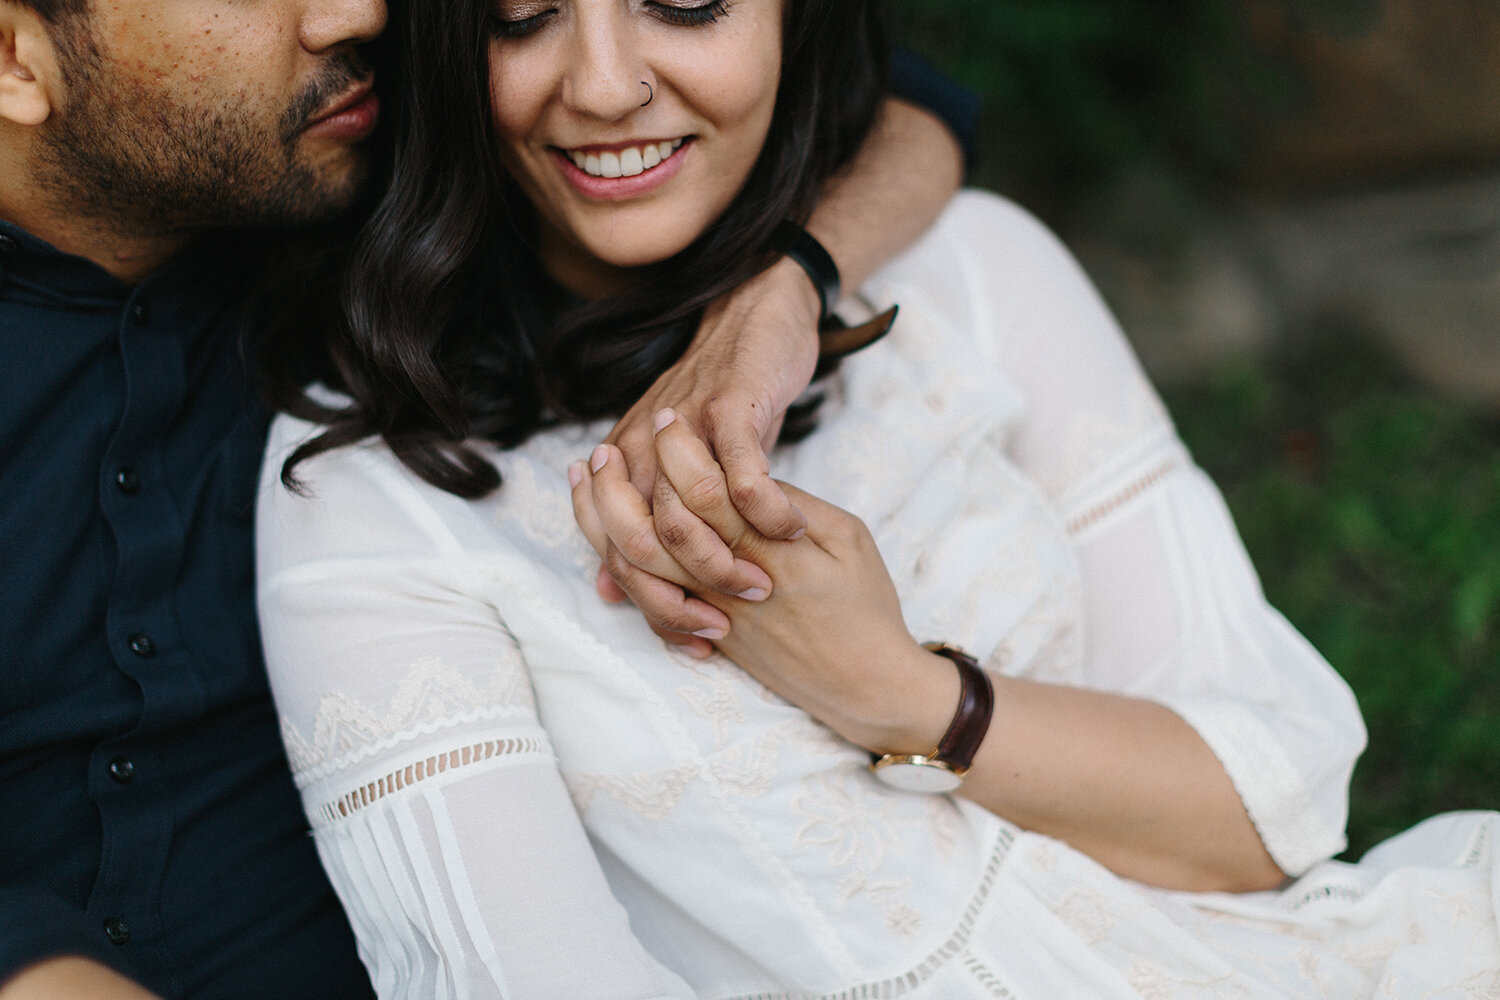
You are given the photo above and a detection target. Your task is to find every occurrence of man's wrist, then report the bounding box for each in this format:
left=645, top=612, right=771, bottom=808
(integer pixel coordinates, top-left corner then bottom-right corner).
left=762, top=256, right=824, bottom=340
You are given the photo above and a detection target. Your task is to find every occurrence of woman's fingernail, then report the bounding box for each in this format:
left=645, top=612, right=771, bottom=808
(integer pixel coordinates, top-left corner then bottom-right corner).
left=737, top=588, right=768, bottom=602
left=590, top=445, right=610, bottom=473
left=653, top=408, right=677, bottom=433
left=567, top=461, right=584, bottom=488
left=790, top=527, right=806, bottom=540
left=692, top=627, right=726, bottom=640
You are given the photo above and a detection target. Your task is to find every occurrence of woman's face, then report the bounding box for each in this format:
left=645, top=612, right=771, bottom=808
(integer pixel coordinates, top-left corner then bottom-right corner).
left=489, top=0, right=785, bottom=297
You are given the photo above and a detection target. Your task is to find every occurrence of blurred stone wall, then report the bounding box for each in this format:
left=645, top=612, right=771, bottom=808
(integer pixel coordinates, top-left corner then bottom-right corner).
left=1063, top=0, right=1500, bottom=409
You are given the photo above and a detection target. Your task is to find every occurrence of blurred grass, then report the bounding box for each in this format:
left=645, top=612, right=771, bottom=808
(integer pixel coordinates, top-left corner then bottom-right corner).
left=1162, top=345, right=1500, bottom=857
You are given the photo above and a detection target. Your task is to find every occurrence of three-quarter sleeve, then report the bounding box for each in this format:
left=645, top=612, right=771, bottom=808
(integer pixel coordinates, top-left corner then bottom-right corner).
left=941, top=192, right=1367, bottom=875
left=256, top=436, right=695, bottom=1000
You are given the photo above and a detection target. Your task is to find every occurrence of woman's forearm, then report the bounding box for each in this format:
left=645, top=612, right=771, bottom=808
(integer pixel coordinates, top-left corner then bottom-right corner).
left=850, top=651, right=1287, bottom=893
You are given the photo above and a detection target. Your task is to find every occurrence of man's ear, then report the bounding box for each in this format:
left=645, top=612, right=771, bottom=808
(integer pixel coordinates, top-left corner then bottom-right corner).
left=0, top=7, right=60, bottom=126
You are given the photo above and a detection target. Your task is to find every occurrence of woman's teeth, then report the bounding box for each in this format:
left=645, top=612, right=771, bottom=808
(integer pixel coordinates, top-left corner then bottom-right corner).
left=569, top=139, right=684, bottom=179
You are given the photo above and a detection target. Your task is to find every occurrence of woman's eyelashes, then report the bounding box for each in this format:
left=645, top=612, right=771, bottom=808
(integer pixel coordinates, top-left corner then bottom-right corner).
left=645, top=0, right=732, bottom=27
left=491, top=0, right=732, bottom=38
left=490, top=5, right=557, bottom=38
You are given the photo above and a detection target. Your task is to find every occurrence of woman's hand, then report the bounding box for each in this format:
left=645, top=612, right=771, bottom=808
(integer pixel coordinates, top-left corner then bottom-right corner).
left=572, top=409, right=958, bottom=755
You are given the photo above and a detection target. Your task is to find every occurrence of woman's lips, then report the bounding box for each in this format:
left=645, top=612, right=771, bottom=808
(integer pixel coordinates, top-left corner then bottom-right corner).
left=551, top=138, right=692, bottom=201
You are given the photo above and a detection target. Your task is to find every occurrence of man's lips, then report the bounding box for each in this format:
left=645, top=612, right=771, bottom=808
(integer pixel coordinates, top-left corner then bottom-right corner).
left=305, top=80, right=380, bottom=140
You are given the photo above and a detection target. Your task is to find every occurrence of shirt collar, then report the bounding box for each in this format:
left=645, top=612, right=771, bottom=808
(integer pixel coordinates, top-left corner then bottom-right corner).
left=0, top=218, right=241, bottom=308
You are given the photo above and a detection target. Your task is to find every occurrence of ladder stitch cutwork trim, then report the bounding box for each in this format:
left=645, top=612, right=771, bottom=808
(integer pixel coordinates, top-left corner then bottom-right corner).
left=313, top=735, right=549, bottom=826
left=725, top=826, right=1017, bottom=1000
left=1065, top=455, right=1182, bottom=536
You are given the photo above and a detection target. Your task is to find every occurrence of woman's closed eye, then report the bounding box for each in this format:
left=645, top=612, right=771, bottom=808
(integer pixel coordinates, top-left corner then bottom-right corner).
left=489, top=3, right=558, bottom=38
left=490, top=0, right=732, bottom=37
left=646, top=0, right=732, bottom=28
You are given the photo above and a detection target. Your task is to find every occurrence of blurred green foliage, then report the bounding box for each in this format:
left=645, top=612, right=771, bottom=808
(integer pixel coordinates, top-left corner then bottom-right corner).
left=1164, top=345, right=1500, bottom=858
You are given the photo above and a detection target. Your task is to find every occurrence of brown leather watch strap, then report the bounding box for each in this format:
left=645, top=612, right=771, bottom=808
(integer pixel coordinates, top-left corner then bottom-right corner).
left=924, top=642, right=994, bottom=773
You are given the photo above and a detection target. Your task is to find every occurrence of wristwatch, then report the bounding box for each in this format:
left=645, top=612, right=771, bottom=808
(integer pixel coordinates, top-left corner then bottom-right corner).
left=869, top=643, right=994, bottom=793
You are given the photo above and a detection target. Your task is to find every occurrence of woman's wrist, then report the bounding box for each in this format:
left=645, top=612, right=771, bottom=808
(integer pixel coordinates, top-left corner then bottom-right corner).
left=835, top=643, right=962, bottom=757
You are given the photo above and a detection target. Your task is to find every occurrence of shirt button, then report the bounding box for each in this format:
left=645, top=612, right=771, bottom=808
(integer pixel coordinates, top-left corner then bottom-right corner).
left=103, top=917, right=131, bottom=945
left=0, top=234, right=18, bottom=257
left=108, top=757, right=135, bottom=784
left=129, top=302, right=148, bottom=326
left=127, top=633, right=156, bottom=658
left=115, top=468, right=141, bottom=496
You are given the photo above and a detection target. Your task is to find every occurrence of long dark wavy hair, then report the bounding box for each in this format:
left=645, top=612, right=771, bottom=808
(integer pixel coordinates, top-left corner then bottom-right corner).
left=263, top=0, right=890, bottom=497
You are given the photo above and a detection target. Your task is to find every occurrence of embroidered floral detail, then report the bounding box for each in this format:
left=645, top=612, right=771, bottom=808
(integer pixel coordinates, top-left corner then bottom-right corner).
left=566, top=763, right=700, bottom=819
left=1054, top=889, right=1119, bottom=945
left=677, top=671, right=748, bottom=749
left=283, top=655, right=535, bottom=784
left=796, top=770, right=907, bottom=872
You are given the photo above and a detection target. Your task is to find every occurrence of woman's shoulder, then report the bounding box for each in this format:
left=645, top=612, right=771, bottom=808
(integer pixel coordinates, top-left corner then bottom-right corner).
left=863, top=189, right=1093, bottom=338
left=257, top=409, right=496, bottom=569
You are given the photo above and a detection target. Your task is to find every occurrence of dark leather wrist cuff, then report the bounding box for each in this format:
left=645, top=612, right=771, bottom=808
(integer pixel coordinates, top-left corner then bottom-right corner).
left=773, top=218, right=840, bottom=326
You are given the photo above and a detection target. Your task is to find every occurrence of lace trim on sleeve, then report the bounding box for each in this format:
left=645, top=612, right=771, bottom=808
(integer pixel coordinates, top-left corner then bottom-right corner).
left=311, top=734, right=552, bottom=828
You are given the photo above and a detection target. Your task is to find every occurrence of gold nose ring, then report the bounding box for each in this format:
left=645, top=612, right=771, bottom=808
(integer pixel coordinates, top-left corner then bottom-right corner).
left=640, top=80, right=654, bottom=107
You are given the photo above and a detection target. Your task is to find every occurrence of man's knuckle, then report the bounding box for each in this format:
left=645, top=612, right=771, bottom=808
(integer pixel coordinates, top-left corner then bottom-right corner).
left=656, top=516, right=694, bottom=552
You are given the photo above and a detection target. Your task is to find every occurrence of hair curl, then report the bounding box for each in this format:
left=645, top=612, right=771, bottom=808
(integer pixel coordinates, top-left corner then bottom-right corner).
left=266, top=0, right=890, bottom=498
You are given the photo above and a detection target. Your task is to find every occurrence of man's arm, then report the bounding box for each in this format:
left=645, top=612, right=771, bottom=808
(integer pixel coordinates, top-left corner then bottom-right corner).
left=0, top=958, right=162, bottom=1000
left=597, top=97, right=965, bottom=654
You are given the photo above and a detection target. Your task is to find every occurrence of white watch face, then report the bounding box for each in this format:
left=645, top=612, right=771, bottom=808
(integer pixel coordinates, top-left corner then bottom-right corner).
left=870, top=759, right=963, bottom=794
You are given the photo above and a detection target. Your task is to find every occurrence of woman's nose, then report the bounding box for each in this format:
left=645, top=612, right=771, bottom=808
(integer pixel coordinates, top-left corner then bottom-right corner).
left=562, top=12, right=651, bottom=121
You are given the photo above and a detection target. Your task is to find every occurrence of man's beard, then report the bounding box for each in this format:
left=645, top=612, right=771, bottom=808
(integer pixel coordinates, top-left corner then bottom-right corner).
left=34, top=26, right=371, bottom=236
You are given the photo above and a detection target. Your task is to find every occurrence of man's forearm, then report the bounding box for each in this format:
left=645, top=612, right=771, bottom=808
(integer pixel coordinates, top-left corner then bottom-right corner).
left=0, top=957, right=162, bottom=1000
left=803, top=97, right=965, bottom=292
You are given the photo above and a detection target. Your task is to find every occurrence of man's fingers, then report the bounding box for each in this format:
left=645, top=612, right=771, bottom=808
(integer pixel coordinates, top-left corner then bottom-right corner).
left=698, top=407, right=806, bottom=540
left=651, top=476, right=772, bottom=598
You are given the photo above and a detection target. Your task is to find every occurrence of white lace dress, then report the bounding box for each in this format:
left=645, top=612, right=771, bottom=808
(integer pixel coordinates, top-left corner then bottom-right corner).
left=256, top=191, right=1500, bottom=1000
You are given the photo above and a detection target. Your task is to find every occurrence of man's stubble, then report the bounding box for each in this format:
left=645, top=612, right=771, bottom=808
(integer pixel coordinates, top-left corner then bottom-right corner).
left=34, top=23, right=371, bottom=237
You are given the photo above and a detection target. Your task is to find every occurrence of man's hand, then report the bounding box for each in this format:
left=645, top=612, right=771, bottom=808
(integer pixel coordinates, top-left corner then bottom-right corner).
left=589, top=256, right=822, bottom=656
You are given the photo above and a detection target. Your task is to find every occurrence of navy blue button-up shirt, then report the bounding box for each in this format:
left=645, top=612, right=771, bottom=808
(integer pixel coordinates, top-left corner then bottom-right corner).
left=0, top=221, right=373, bottom=999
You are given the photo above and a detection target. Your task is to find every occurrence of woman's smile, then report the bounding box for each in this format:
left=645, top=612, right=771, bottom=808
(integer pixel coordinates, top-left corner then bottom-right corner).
left=560, top=137, right=686, bottom=179
left=548, top=137, right=692, bottom=201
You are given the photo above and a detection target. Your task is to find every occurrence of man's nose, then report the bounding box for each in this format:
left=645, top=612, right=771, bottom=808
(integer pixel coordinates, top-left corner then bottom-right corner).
left=301, top=0, right=387, bottom=54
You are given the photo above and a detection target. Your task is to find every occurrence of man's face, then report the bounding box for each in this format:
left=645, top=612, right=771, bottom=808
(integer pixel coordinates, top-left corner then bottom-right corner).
left=35, top=0, right=387, bottom=235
